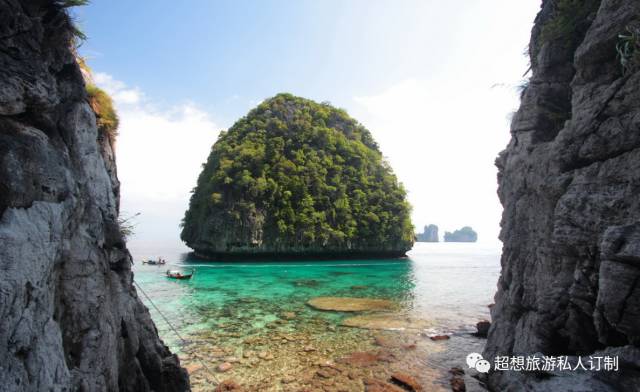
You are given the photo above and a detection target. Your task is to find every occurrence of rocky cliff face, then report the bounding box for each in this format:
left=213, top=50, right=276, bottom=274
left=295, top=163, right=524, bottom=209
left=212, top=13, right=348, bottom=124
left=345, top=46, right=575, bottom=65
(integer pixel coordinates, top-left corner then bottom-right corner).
left=485, top=0, right=640, bottom=390
left=0, top=2, right=189, bottom=391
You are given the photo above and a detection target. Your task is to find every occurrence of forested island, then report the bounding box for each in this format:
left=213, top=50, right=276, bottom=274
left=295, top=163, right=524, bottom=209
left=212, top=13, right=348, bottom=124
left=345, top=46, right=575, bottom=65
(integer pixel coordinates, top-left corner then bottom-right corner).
left=181, top=93, right=414, bottom=259
left=443, top=226, right=477, bottom=242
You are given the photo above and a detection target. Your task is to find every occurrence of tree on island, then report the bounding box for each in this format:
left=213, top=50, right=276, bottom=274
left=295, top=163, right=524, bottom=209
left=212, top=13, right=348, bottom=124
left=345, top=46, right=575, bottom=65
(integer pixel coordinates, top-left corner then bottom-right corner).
left=416, top=224, right=439, bottom=242
left=444, top=226, right=477, bottom=242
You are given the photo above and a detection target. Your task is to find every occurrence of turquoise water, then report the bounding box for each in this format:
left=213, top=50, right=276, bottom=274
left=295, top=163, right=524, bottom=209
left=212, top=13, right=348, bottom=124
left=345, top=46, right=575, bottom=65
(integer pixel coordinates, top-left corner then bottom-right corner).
left=131, top=242, right=501, bottom=390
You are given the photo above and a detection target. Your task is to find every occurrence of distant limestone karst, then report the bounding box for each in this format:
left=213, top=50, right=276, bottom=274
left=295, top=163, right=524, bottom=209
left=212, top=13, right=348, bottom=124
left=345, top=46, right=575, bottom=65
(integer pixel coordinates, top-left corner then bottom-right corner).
left=416, top=224, right=439, bottom=242
left=443, top=226, right=477, bottom=242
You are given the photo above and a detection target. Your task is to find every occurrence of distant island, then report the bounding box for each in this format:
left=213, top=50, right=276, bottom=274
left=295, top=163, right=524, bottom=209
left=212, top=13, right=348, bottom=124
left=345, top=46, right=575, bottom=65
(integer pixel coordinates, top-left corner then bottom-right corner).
left=181, top=93, right=414, bottom=259
left=443, top=226, right=477, bottom=242
left=416, top=224, right=439, bottom=242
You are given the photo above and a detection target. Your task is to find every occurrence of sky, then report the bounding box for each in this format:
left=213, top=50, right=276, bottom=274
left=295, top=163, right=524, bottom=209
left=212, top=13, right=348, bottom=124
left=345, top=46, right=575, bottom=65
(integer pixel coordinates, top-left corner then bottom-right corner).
left=75, top=0, right=542, bottom=254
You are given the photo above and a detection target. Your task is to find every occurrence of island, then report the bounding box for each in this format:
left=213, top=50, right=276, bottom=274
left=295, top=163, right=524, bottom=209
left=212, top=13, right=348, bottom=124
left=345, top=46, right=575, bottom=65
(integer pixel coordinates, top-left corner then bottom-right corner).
left=181, top=93, right=414, bottom=259
left=443, top=226, right=477, bottom=242
left=416, top=224, right=439, bottom=242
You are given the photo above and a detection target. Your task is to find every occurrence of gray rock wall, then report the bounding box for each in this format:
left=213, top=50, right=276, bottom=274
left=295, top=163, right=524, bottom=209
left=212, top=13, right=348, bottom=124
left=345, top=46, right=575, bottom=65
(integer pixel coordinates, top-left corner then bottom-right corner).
left=485, top=0, right=640, bottom=390
left=0, top=1, right=189, bottom=391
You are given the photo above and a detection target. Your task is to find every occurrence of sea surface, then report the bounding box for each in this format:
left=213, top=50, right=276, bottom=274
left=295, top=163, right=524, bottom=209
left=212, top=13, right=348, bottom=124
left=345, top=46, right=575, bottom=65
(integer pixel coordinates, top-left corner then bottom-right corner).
left=131, top=242, right=501, bottom=391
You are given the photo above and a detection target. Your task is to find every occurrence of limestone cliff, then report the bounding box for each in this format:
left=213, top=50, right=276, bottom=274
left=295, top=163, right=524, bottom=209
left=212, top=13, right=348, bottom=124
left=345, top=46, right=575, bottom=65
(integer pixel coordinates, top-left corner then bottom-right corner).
left=416, top=224, right=439, bottom=242
left=485, top=0, right=640, bottom=390
left=0, top=2, right=189, bottom=391
left=443, top=226, right=477, bottom=243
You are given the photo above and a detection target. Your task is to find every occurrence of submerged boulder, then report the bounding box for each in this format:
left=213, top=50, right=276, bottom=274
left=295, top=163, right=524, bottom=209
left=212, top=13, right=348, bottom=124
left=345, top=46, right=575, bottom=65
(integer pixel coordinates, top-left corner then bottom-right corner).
left=341, top=314, right=431, bottom=331
left=307, top=297, right=397, bottom=312
left=181, top=94, right=414, bottom=259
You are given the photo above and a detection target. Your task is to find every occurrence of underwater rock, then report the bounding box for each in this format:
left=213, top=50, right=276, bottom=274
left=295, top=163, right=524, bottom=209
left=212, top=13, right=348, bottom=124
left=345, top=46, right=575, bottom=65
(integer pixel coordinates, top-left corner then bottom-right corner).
left=339, top=351, right=394, bottom=367
left=214, top=379, right=243, bottom=391
left=281, top=311, right=297, bottom=320
left=429, top=335, right=450, bottom=341
left=390, top=372, right=423, bottom=392
left=307, top=297, right=396, bottom=312
left=364, top=378, right=406, bottom=392
left=217, top=362, right=233, bottom=372
left=341, top=314, right=431, bottom=330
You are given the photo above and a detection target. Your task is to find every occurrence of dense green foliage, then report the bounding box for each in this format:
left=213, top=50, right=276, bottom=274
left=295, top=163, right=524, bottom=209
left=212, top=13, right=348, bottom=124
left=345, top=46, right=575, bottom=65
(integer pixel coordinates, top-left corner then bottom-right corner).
left=182, top=93, right=414, bottom=253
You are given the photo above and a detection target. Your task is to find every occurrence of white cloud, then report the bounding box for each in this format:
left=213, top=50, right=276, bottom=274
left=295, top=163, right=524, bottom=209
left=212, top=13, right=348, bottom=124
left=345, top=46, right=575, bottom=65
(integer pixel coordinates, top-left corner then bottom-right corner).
left=345, top=0, right=540, bottom=245
left=351, top=77, right=518, bottom=245
left=95, top=74, right=221, bottom=257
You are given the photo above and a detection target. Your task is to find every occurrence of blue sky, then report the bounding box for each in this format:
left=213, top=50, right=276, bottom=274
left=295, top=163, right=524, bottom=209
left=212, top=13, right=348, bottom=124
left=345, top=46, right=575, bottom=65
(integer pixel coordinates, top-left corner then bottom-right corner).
left=74, top=1, right=541, bottom=253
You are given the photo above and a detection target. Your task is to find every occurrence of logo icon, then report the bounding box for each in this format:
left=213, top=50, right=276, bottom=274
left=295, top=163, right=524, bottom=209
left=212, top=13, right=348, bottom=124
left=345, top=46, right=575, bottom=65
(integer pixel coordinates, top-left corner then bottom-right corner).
left=466, top=352, right=491, bottom=373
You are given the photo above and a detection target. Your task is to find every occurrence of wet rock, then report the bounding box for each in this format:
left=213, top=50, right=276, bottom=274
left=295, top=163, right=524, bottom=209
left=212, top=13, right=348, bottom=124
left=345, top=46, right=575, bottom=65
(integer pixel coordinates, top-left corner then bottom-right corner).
left=390, top=372, right=423, bottom=392
left=474, top=320, right=490, bottom=338
left=450, top=376, right=466, bottom=392
left=218, top=362, right=233, bottom=372
left=307, top=297, right=396, bottom=312
left=429, top=335, right=450, bottom=341
left=294, top=279, right=321, bottom=288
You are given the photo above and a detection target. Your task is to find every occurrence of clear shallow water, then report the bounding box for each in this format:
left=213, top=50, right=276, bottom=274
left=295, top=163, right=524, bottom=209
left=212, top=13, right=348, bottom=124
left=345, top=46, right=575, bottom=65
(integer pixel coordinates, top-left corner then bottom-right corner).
left=131, top=242, right=501, bottom=391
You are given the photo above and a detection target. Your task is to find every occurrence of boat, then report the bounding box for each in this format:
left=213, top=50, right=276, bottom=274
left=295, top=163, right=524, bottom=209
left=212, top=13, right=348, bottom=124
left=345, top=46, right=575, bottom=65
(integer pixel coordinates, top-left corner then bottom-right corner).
left=143, top=259, right=166, bottom=265
left=166, top=269, right=194, bottom=280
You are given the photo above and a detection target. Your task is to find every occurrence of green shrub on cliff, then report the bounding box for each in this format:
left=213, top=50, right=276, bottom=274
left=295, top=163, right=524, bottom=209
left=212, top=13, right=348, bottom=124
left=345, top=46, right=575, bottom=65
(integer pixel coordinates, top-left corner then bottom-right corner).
left=181, top=93, right=414, bottom=254
left=617, top=24, right=640, bottom=75
left=86, top=84, right=119, bottom=142
left=538, top=0, right=600, bottom=53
